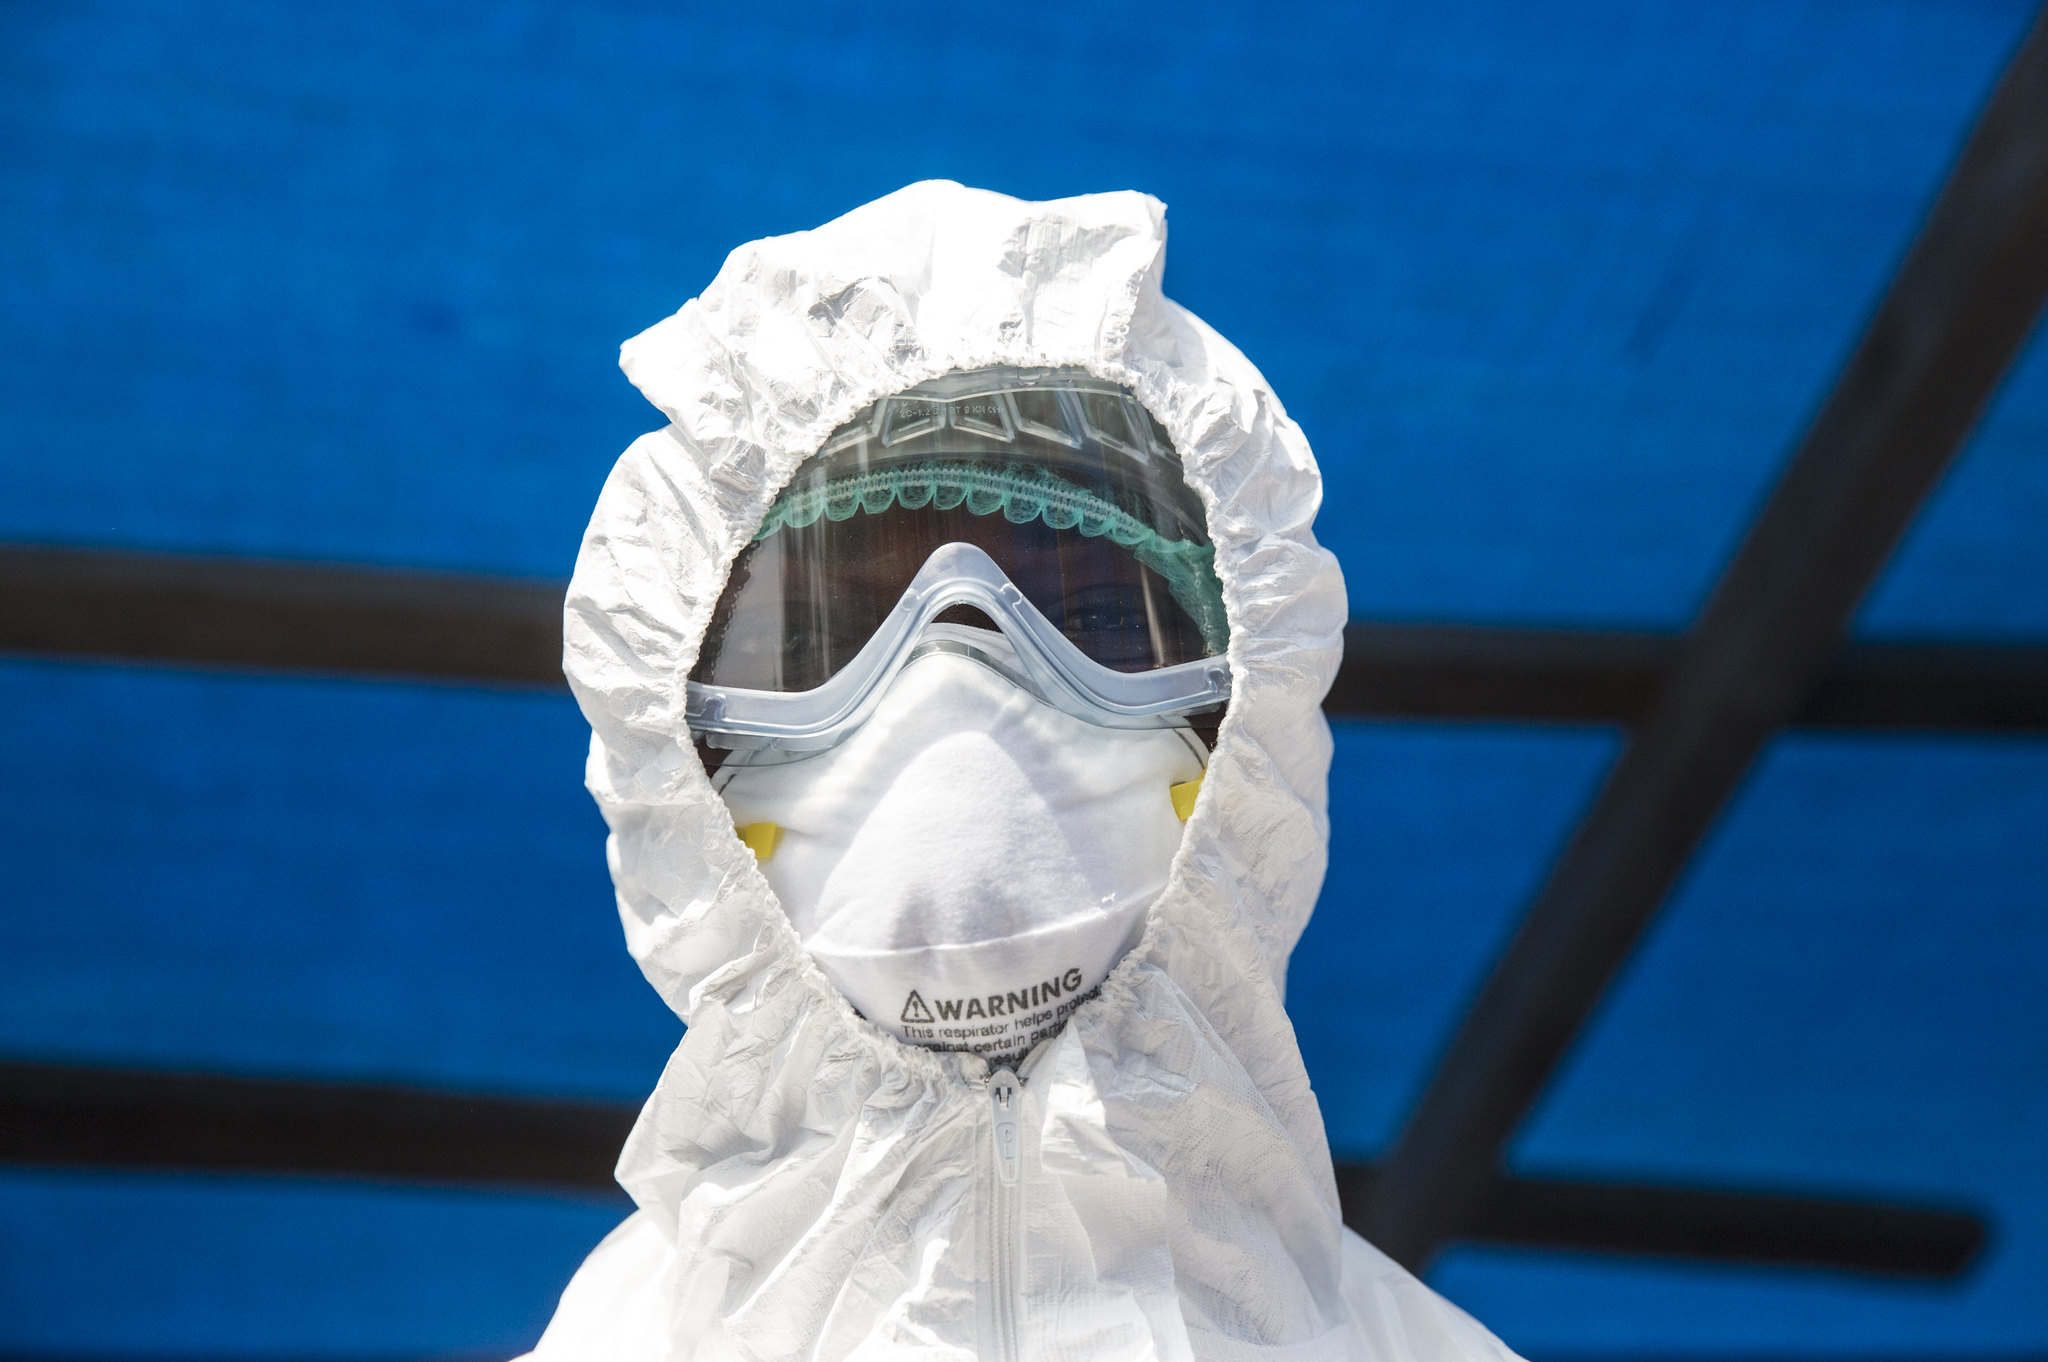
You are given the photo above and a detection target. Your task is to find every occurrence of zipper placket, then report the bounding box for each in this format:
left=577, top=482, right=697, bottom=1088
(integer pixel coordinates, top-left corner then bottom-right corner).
left=987, top=1066, right=1023, bottom=1362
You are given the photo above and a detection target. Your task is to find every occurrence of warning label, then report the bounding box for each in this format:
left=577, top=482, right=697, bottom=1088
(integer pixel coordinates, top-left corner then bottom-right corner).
left=896, top=968, right=1096, bottom=1059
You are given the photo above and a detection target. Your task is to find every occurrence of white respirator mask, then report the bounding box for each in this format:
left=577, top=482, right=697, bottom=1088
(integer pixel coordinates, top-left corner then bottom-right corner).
left=714, top=639, right=1206, bottom=1065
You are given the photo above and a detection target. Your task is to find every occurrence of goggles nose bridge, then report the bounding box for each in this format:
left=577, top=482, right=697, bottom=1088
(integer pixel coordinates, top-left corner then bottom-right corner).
left=899, top=542, right=1035, bottom=628
left=896, top=543, right=1088, bottom=708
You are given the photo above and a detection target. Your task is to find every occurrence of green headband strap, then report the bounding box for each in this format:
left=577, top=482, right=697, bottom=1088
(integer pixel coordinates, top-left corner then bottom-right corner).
left=757, top=461, right=1229, bottom=653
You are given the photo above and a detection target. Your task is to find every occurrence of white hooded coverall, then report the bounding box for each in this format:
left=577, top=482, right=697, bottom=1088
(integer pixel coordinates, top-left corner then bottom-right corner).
left=528, top=181, right=1525, bottom=1362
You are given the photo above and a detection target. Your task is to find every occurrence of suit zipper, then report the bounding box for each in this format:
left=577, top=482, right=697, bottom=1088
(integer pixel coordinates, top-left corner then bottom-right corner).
left=988, top=1066, right=1022, bottom=1362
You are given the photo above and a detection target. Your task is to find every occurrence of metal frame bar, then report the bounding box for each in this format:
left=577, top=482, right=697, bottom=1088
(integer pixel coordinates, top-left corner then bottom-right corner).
left=0, top=544, right=564, bottom=688
left=1334, top=622, right=2048, bottom=731
left=0, top=1060, right=631, bottom=1193
left=1333, top=1164, right=1981, bottom=1279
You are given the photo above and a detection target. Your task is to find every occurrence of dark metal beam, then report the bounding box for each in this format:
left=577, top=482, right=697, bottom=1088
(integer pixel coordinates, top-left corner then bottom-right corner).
left=1359, top=8, right=2048, bottom=1271
left=0, top=1060, right=1982, bottom=1276
left=7, top=545, right=2048, bottom=732
left=0, top=544, right=564, bottom=688
left=0, top=1060, right=631, bottom=1194
left=1798, top=638, right=2048, bottom=732
left=1332, top=1164, right=1983, bottom=1280
left=1330, top=623, right=1674, bottom=725
left=1333, top=622, right=2048, bottom=731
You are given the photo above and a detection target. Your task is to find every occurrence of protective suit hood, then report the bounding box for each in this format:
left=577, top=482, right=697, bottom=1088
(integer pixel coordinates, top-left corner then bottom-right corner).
left=533, top=181, right=1521, bottom=1362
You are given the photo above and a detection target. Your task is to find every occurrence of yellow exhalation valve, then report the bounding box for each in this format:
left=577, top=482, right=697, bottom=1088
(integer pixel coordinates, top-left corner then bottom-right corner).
left=736, top=822, right=783, bottom=860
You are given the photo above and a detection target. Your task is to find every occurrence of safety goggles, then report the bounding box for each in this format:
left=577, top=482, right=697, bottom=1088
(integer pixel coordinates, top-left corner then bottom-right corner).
left=687, top=368, right=1231, bottom=752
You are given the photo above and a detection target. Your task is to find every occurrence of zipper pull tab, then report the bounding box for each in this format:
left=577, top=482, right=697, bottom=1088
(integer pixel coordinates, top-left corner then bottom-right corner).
left=989, top=1067, right=1021, bottom=1186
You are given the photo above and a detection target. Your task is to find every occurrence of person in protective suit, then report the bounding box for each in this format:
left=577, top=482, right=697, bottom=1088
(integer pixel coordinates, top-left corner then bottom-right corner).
left=525, top=181, right=1523, bottom=1362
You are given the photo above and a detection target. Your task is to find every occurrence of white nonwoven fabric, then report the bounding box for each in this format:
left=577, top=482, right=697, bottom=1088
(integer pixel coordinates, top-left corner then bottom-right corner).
left=530, top=180, right=1525, bottom=1362
left=715, top=646, right=1205, bottom=1064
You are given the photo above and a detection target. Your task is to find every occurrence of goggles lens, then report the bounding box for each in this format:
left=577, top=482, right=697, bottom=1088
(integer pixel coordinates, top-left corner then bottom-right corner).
left=693, top=369, right=1226, bottom=695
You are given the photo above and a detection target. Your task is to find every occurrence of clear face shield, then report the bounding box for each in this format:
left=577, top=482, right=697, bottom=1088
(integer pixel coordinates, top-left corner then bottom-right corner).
left=686, top=367, right=1231, bottom=759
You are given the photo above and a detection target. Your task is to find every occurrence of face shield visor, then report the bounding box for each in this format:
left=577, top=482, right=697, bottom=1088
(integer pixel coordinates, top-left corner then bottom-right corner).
left=686, top=367, right=1231, bottom=754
